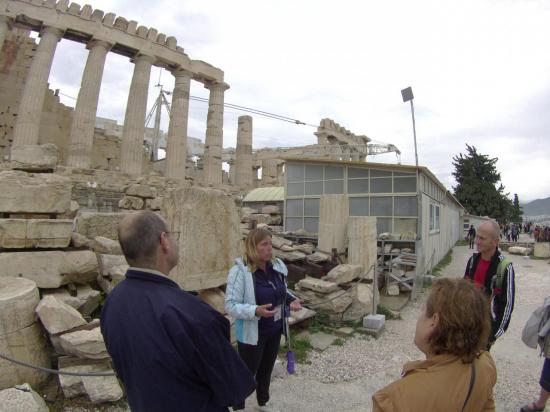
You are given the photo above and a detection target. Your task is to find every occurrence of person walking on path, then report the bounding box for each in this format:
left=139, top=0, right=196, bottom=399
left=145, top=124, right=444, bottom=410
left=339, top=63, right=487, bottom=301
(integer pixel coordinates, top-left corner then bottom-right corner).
left=101, top=211, right=255, bottom=412
left=467, top=224, right=476, bottom=249
left=464, top=220, right=515, bottom=348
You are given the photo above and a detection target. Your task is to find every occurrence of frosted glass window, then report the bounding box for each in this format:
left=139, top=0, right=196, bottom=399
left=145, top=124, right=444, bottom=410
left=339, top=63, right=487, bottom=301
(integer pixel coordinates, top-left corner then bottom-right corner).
left=348, top=167, right=369, bottom=178
left=394, top=196, right=417, bottom=216
left=394, top=218, right=417, bottom=234
left=325, top=166, right=343, bottom=179
left=305, top=181, right=323, bottom=195
left=304, top=198, right=320, bottom=216
left=348, top=179, right=369, bottom=194
left=324, top=180, right=343, bottom=194
left=370, top=178, right=392, bottom=193
left=287, top=164, right=304, bottom=182
left=305, top=165, right=323, bottom=180
left=394, top=176, right=416, bottom=192
left=287, top=182, right=304, bottom=196
left=349, top=197, right=369, bottom=216
left=286, top=199, right=303, bottom=217
left=377, top=217, right=392, bottom=233
left=286, top=217, right=303, bottom=231
left=371, top=169, right=392, bottom=177
left=370, top=197, right=392, bottom=216
left=304, top=218, right=319, bottom=233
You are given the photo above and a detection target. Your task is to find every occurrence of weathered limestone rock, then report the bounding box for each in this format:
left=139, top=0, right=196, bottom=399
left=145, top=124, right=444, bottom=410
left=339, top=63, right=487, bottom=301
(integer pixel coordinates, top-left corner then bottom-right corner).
left=97, top=254, right=128, bottom=292
left=273, top=249, right=307, bottom=262
left=288, top=306, right=316, bottom=326
left=0, top=251, right=98, bottom=288
left=198, top=288, right=225, bottom=314
left=243, top=213, right=271, bottom=225
left=271, top=235, right=293, bottom=249
left=35, top=295, right=87, bottom=334
left=118, top=195, right=144, bottom=210
left=0, top=383, right=49, bottom=411
left=240, top=207, right=257, bottom=221
left=312, top=289, right=353, bottom=315
left=269, top=215, right=282, bottom=225
left=42, top=285, right=100, bottom=316
left=347, top=217, right=377, bottom=280
left=75, top=212, right=127, bottom=240
left=126, top=184, right=157, bottom=198
left=386, top=283, right=400, bottom=296
left=262, top=205, right=280, bottom=214
left=318, top=194, right=349, bottom=253
left=297, top=277, right=339, bottom=294
left=342, top=283, right=378, bottom=322
left=293, top=243, right=315, bottom=254
left=59, top=200, right=80, bottom=220
left=59, top=326, right=109, bottom=359
left=146, top=197, right=162, bottom=210
left=10, top=144, right=58, bottom=172
left=71, top=232, right=91, bottom=248
left=323, top=264, right=363, bottom=285
left=0, top=219, right=73, bottom=249
left=508, top=246, right=531, bottom=256
left=163, top=186, right=242, bottom=291
left=50, top=320, right=100, bottom=355
left=0, top=171, right=71, bottom=214
left=0, top=219, right=25, bottom=248
left=534, top=243, right=550, bottom=258
left=91, top=236, right=122, bottom=255
left=306, top=251, right=331, bottom=263
left=0, top=278, right=50, bottom=390
left=82, top=371, right=124, bottom=403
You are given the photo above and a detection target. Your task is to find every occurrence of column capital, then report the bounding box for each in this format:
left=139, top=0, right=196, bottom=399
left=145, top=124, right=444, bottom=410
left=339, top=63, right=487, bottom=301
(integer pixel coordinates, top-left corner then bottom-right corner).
left=204, top=81, right=230, bottom=92
left=171, top=67, right=193, bottom=79
left=131, top=53, right=155, bottom=65
left=39, top=26, right=64, bottom=39
left=86, top=39, right=112, bottom=51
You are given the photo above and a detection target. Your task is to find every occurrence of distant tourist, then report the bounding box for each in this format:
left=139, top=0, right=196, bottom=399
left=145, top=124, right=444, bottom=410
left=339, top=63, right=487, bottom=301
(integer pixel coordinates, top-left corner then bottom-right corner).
left=467, top=224, right=476, bottom=249
left=372, top=278, right=497, bottom=411
left=225, top=228, right=302, bottom=411
left=101, top=211, right=255, bottom=411
left=464, top=220, right=515, bottom=349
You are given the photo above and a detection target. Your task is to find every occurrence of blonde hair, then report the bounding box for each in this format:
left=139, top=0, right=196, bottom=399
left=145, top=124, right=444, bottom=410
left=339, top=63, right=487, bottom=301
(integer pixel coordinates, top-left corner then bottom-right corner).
left=244, top=228, right=273, bottom=272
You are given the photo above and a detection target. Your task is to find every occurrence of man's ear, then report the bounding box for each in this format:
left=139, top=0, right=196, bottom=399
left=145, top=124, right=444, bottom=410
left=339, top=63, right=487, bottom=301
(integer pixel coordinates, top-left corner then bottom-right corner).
left=159, top=232, right=170, bottom=252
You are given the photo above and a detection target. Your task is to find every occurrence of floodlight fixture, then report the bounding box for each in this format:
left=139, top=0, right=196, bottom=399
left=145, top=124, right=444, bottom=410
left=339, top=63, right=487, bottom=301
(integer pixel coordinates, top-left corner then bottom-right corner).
left=401, top=86, right=418, bottom=166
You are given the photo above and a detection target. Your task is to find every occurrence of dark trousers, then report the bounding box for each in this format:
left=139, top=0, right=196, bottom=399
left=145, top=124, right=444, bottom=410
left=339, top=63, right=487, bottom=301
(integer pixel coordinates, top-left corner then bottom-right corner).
left=234, top=331, right=281, bottom=409
left=541, top=357, right=550, bottom=392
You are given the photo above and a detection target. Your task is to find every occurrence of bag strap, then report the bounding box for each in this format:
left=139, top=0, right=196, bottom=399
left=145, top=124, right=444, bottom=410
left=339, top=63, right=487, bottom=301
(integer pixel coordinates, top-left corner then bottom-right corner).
left=493, top=257, right=510, bottom=290
left=461, top=361, right=476, bottom=412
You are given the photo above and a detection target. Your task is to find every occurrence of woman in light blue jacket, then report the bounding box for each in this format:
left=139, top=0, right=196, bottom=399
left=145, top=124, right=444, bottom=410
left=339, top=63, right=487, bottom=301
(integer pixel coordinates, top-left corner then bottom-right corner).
left=225, top=228, right=301, bottom=411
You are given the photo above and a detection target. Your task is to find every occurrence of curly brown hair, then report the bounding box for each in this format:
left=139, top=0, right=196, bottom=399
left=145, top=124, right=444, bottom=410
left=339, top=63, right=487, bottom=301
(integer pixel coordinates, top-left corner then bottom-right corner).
left=426, top=278, right=491, bottom=363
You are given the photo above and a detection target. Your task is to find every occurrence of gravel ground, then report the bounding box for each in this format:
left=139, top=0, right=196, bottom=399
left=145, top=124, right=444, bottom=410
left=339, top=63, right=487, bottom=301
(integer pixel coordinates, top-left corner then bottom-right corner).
left=241, top=237, right=550, bottom=412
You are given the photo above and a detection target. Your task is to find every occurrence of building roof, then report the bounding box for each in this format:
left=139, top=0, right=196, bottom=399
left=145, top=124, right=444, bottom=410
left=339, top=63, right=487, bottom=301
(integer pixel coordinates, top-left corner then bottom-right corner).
left=243, top=186, right=284, bottom=202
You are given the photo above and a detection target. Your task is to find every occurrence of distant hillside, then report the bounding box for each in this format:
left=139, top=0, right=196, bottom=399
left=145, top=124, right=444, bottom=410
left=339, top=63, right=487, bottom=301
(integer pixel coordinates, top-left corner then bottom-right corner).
left=523, top=197, right=550, bottom=216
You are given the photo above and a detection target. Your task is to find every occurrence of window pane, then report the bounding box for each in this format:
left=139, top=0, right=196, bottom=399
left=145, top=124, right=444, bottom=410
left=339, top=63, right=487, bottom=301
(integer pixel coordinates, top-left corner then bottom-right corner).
left=377, top=217, right=392, bottom=233
left=394, top=176, right=416, bottom=192
left=394, top=218, right=417, bottom=234
left=371, top=169, right=392, bottom=177
left=305, top=165, right=323, bottom=180
left=304, top=198, right=320, bottom=216
left=287, top=182, right=304, bottom=196
left=287, top=164, right=304, bottom=182
left=348, top=179, right=369, bottom=194
left=304, top=181, right=323, bottom=195
left=371, top=178, right=392, bottom=193
left=348, top=167, right=369, bottom=178
left=304, top=217, right=319, bottom=233
left=393, top=170, right=415, bottom=176
left=286, top=199, right=303, bottom=217
left=325, top=166, right=343, bottom=179
left=324, top=180, right=343, bottom=194
left=394, top=196, right=417, bottom=216
left=349, top=197, right=369, bottom=216
left=286, top=217, right=303, bottom=232
left=370, top=196, right=392, bottom=216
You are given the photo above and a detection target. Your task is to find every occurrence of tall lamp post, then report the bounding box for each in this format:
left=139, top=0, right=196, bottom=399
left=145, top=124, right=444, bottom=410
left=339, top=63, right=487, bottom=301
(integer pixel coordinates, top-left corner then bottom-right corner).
left=401, top=86, right=418, bottom=166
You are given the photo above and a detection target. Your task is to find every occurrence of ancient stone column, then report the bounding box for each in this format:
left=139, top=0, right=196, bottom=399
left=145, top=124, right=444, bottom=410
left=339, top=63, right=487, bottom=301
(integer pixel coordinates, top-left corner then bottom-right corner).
left=165, top=69, right=191, bottom=179
left=67, top=40, right=111, bottom=169
left=261, top=158, right=278, bottom=186
left=234, top=115, right=253, bottom=188
left=12, top=26, right=63, bottom=147
left=0, top=16, right=11, bottom=52
left=347, top=216, right=377, bottom=280
left=202, top=81, right=229, bottom=186
left=318, top=194, right=349, bottom=254
left=120, top=54, right=154, bottom=175
left=227, top=160, right=235, bottom=185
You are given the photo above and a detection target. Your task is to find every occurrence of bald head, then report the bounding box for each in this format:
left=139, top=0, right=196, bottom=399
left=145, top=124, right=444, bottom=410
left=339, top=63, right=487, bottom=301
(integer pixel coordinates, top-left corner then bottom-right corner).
left=478, top=220, right=500, bottom=240
left=118, top=211, right=168, bottom=267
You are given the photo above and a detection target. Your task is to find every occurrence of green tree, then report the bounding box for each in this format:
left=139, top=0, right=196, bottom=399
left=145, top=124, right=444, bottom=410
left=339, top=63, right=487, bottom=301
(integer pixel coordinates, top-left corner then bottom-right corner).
left=452, top=145, right=513, bottom=222
left=510, top=193, right=523, bottom=223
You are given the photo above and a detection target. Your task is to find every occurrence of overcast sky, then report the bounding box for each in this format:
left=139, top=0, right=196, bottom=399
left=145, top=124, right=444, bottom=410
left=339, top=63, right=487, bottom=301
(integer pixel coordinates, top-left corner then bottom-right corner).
left=47, top=0, right=550, bottom=202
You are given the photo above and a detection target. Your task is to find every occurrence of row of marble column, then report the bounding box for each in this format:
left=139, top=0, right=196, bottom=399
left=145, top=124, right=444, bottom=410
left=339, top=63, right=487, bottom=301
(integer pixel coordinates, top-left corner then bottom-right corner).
left=3, top=21, right=227, bottom=184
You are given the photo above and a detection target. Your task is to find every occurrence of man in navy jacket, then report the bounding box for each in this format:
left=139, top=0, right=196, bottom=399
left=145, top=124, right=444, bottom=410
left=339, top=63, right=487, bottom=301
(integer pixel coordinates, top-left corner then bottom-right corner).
left=101, top=210, right=255, bottom=411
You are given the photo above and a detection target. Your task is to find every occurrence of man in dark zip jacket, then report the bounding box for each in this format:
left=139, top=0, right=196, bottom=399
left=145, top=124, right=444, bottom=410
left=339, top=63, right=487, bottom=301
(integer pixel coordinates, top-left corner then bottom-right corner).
left=464, top=220, right=515, bottom=347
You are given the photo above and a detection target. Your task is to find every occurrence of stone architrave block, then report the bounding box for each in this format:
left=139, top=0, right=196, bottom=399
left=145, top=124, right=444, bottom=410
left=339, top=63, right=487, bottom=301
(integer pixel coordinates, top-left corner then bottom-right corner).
left=262, top=205, right=280, bottom=215
left=534, top=243, right=550, bottom=258
left=162, top=186, right=242, bottom=291
left=318, top=195, right=349, bottom=254
left=323, top=264, right=363, bottom=285
left=0, top=383, right=49, bottom=411
left=508, top=246, right=531, bottom=256
left=91, top=236, right=122, bottom=255
left=35, top=295, right=87, bottom=334
left=118, top=196, right=144, bottom=210
left=0, top=171, right=71, bottom=214
left=297, top=277, right=339, bottom=294
left=42, top=285, right=100, bottom=316
left=0, top=250, right=98, bottom=288
left=97, top=254, right=128, bottom=281
left=59, top=326, right=109, bottom=360
left=10, top=144, right=58, bottom=172
left=126, top=184, right=157, bottom=199
left=198, top=288, right=225, bottom=314
left=0, top=219, right=26, bottom=248
left=75, top=212, right=127, bottom=240
left=0, top=219, right=72, bottom=249
left=71, top=232, right=91, bottom=248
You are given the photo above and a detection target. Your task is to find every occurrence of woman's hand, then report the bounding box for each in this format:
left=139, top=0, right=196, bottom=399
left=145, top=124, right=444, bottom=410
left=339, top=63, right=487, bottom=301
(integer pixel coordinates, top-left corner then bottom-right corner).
left=289, top=299, right=303, bottom=312
left=255, top=304, right=277, bottom=317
